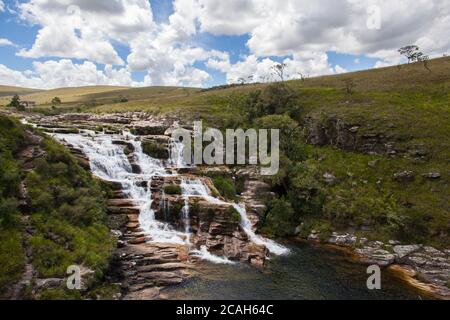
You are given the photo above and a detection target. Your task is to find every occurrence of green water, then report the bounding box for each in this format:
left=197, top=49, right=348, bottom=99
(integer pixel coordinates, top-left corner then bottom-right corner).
left=167, top=240, right=429, bottom=300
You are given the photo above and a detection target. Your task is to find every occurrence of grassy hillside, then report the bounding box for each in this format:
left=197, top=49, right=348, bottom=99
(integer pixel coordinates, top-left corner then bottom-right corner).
left=0, top=115, right=116, bottom=299
left=0, top=85, right=129, bottom=106
left=0, top=85, right=41, bottom=97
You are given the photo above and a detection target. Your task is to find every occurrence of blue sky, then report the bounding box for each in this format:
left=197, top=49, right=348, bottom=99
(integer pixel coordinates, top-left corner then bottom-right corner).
left=0, top=0, right=447, bottom=89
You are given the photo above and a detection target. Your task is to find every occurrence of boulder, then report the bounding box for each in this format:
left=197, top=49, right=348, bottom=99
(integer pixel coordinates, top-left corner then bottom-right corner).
left=393, top=245, right=422, bottom=260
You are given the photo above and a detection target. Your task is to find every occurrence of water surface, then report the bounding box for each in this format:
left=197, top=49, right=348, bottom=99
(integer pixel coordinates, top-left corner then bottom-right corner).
left=166, top=240, right=429, bottom=300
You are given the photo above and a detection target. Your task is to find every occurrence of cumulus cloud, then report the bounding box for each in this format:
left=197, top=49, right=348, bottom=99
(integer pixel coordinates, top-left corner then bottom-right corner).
left=3, top=0, right=450, bottom=87
left=17, top=0, right=157, bottom=65
left=0, top=60, right=137, bottom=89
left=198, top=0, right=450, bottom=66
left=0, top=1, right=4, bottom=12
left=0, top=38, right=16, bottom=47
left=207, top=51, right=336, bottom=84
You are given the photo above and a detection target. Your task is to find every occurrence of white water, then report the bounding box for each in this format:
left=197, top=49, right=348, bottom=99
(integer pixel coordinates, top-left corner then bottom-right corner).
left=191, top=246, right=236, bottom=265
left=53, top=131, right=189, bottom=245
left=232, top=204, right=290, bottom=256
left=169, top=138, right=187, bottom=168
left=52, top=129, right=288, bottom=264
left=180, top=179, right=289, bottom=256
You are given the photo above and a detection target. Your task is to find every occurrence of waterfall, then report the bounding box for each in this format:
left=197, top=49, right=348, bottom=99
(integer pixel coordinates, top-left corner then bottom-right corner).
left=169, top=138, right=187, bottom=168
left=52, top=131, right=189, bottom=245
left=181, top=197, right=191, bottom=243
left=51, top=128, right=288, bottom=264
left=180, top=179, right=289, bottom=256
left=232, top=204, right=289, bottom=256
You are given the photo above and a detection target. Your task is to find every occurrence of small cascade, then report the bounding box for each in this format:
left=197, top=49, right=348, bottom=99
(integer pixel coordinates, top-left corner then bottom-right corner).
left=232, top=204, right=289, bottom=256
left=161, top=190, right=169, bottom=222
left=169, top=138, right=187, bottom=168
left=191, top=246, right=236, bottom=265
left=181, top=197, right=191, bottom=244
left=181, top=179, right=289, bottom=256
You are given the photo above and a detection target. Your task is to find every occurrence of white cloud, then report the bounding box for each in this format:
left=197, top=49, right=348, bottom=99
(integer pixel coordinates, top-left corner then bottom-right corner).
left=197, top=0, right=450, bottom=68
left=0, top=60, right=137, bottom=89
left=0, top=38, right=15, bottom=47
left=3, top=0, right=450, bottom=87
left=0, top=1, right=4, bottom=12
left=208, top=51, right=336, bottom=84
left=17, top=0, right=157, bottom=65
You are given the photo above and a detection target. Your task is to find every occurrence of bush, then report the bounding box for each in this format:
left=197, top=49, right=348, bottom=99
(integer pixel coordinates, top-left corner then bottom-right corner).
left=262, top=198, right=296, bottom=237
left=212, top=176, right=237, bottom=201
left=163, top=184, right=182, bottom=195
left=142, top=141, right=169, bottom=159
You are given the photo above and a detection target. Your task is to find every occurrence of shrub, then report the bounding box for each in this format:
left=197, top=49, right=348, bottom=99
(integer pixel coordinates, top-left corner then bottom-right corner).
left=142, top=141, right=169, bottom=159
left=163, top=184, right=182, bottom=195
left=262, top=198, right=296, bottom=237
left=212, top=176, right=237, bottom=201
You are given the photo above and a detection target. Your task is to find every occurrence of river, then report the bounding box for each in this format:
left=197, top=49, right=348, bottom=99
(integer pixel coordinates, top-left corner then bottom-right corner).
left=166, top=240, right=429, bottom=300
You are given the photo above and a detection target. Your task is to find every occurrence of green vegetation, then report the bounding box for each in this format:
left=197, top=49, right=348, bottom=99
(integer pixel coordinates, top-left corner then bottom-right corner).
left=211, top=176, right=237, bottom=201
left=142, top=141, right=169, bottom=159
left=0, top=115, right=115, bottom=299
left=7, top=94, right=23, bottom=111
left=226, top=206, right=241, bottom=224
left=51, top=97, right=62, bottom=105
left=163, top=184, right=182, bottom=195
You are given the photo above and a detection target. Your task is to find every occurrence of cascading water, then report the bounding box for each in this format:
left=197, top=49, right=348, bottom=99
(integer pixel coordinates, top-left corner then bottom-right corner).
left=52, top=128, right=288, bottom=265
left=52, top=130, right=189, bottom=245
left=180, top=179, right=289, bottom=256
left=232, top=204, right=289, bottom=255
left=169, top=138, right=187, bottom=168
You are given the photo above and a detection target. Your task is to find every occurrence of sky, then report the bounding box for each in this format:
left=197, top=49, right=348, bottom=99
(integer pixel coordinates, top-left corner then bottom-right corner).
left=0, top=0, right=449, bottom=89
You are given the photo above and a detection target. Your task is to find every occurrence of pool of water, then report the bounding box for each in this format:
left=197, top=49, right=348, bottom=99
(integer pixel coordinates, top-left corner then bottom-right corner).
left=166, top=240, right=429, bottom=300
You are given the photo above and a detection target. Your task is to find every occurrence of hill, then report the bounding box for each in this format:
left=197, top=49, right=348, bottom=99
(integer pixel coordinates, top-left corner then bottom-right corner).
left=0, top=85, right=41, bottom=97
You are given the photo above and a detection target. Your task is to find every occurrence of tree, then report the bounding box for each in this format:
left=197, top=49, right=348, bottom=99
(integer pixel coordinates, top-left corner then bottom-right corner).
left=8, top=95, right=22, bottom=110
left=51, top=97, right=62, bottom=105
left=398, top=45, right=431, bottom=72
left=398, top=45, right=420, bottom=63
left=271, top=63, right=287, bottom=81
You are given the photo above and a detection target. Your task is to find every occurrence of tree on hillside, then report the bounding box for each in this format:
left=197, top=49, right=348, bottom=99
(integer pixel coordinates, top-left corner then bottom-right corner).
left=271, top=63, right=287, bottom=82
left=398, top=45, right=431, bottom=72
left=8, top=95, right=23, bottom=110
left=51, top=97, right=62, bottom=105
left=398, top=45, right=420, bottom=63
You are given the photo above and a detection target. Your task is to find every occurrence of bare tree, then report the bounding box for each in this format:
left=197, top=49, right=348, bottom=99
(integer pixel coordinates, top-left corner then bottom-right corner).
left=271, top=63, right=287, bottom=81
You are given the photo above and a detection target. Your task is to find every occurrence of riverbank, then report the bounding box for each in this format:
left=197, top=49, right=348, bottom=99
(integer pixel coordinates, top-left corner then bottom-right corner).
left=301, top=231, right=450, bottom=299
left=164, top=239, right=432, bottom=300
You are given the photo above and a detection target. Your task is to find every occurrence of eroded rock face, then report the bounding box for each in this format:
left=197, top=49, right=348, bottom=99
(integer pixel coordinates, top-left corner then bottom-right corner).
left=151, top=175, right=267, bottom=266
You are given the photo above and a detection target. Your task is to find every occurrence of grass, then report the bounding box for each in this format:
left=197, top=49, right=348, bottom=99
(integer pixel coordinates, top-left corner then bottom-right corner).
left=0, top=115, right=116, bottom=298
